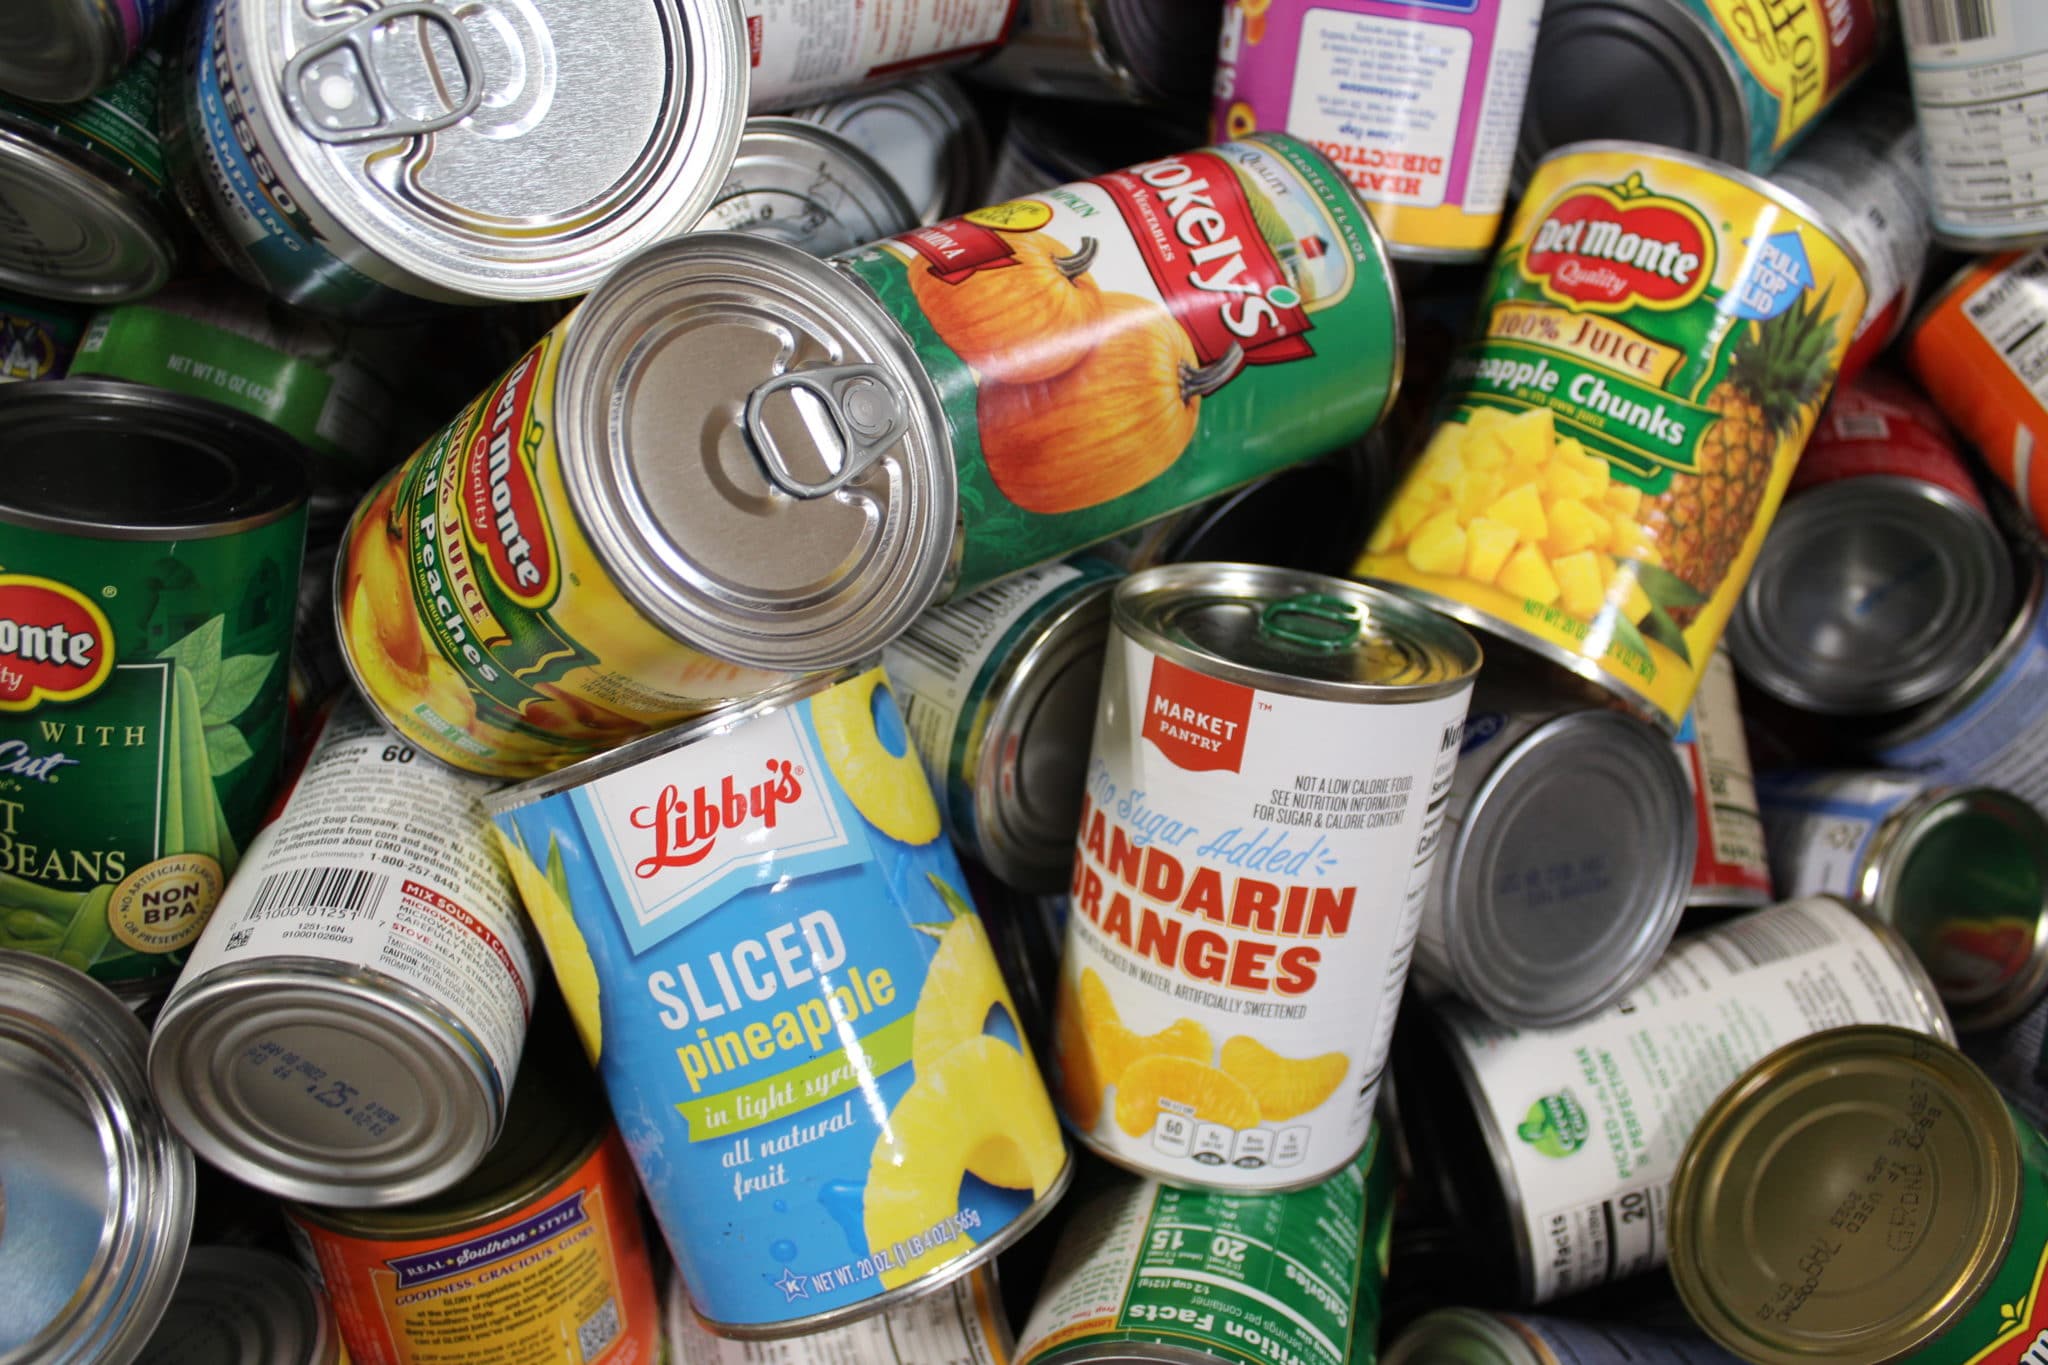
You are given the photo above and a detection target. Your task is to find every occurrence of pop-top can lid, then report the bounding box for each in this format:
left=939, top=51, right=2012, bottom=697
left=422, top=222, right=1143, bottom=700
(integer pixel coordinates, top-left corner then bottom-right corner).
left=1727, top=479, right=2016, bottom=715
left=556, top=233, right=957, bottom=673
left=0, top=0, right=125, bottom=105
left=696, top=118, right=918, bottom=257
left=1670, top=1025, right=2021, bottom=1365
left=790, top=76, right=987, bottom=223
left=0, top=119, right=174, bottom=303
left=0, top=951, right=196, bottom=1363
left=1444, top=707, right=1697, bottom=1028
left=1115, top=563, right=1481, bottom=703
left=0, top=379, right=309, bottom=539
left=233, top=0, right=749, bottom=301
left=1383, top=1309, right=1546, bottom=1365
left=1516, top=0, right=1748, bottom=178
left=136, top=1246, right=339, bottom=1365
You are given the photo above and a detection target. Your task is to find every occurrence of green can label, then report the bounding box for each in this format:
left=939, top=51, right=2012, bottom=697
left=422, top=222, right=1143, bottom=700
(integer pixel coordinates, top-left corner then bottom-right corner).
left=0, top=516, right=304, bottom=988
left=4, top=47, right=168, bottom=190
left=1014, top=1129, right=1394, bottom=1365
left=837, top=133, right=1400, bottom=593
left=1906, top=1108, right=2048, bottom=1365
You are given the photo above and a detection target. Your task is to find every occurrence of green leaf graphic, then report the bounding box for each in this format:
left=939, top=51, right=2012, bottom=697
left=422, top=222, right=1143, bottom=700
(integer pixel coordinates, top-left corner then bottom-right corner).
left=1638, top=604, right=1693, bottom=666
left=1630, top=561, right=1709, bottom=609
left=204, top=723, right=254, bottom=776
left=203, top=652, right=275, bottom=726
left=158, top=615, right=224, bottom=709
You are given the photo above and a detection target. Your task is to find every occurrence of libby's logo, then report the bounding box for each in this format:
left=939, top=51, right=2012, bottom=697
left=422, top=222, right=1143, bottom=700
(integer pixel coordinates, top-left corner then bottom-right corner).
left=0, top=575, right=114, bottom=712
left=629, top=760, right=804, bottom=878
left=1143, top=655, right=1254, bottom=773
left=1521, top=174, right=1714, bottom=313
left=462, top=346, right=558, bottom=609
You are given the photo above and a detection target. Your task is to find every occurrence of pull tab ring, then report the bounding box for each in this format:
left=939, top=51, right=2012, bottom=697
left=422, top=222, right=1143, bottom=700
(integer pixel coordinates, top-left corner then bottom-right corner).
left=743, top=364, right=910, bottom=500
left=1258, top=593, right=1362, bottom=651
left=283, top=2, right=485, bottom=145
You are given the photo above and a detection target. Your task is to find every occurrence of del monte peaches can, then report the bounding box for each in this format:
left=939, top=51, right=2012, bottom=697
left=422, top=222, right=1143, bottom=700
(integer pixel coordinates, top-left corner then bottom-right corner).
left=1053, top=564, right=1479, bottom=1191
left=1356, top=142, right=1866, bottom=731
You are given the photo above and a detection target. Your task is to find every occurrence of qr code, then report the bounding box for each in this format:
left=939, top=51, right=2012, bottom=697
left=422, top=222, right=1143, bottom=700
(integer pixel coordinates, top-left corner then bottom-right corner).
left=577, top=1297, right=620, bottom=1361
left=225, top=928, right=253, bottom=952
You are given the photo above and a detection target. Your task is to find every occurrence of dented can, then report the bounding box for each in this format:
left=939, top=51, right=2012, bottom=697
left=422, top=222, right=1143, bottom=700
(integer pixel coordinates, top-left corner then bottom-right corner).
left=744, top=0, right=1019, bottom=111
left=1054, top=564, right=1478, bottom=1190
left=1674, top=650, right=1772, bottom=909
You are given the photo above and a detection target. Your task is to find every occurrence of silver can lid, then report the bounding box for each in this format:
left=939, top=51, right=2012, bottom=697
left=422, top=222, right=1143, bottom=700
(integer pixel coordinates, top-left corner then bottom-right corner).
left=1728, top=478, right=2015, bottom=715
left=1383, top=1309, right=1546, bottom=1365
left=557, top=232, right=957, bottom=672
left=697, top=118, right=917, bottom=257
left=0, top=0, right=123, bottom=105
left=0, top=951, right=195, bottom=1363
left=1442, top=707, right=1698, bottom=1027
left=137, top=1247, right=339, bottom=1365
left=0, top=123, right=173, bottom=302
left=1115, top=563, right=1481, bottom=702
left=789, top=75, right=987, bottom=222
left=147, top=963, right=505, bottom=1208
left=237, top=0, right=749, bottom=301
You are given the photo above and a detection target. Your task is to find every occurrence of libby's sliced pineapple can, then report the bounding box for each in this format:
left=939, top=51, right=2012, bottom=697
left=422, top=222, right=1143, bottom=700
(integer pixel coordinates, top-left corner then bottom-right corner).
left=1356, top=142, right=1866, bottom=730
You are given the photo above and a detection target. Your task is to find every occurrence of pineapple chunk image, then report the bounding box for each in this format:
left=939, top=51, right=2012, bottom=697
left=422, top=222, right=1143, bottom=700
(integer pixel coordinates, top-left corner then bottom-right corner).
left=1414, top=424, right=1468, bottom=487
left=1496, top=408, right=1555, bottom=466
left=1465, top=405, right=1510, bottom=433
left=1543, top=497, right=1608, bottom=556
left=1553, top=551, right=1606, bottom=616
left=1463, top=433, right=1509, bottom=471
left=1464, top=517, right=1520, bottom=583
left=1486, top=483, right=1549, bottom=543
left=1453, top=467, right=1502, bottom=519
left=1603, top=482, right=1643, bottom=517
left=1406, top=510, right=1468, bottom=575
left=1498, top=543, right=1561, bottom=603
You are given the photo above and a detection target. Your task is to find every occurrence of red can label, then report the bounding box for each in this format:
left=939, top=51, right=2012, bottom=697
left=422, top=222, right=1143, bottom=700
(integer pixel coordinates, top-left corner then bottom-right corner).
left=1793, top=369, right=1985, bottom=508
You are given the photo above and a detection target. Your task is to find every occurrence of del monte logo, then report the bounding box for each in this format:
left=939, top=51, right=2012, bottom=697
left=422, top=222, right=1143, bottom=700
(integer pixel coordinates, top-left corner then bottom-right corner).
left=1521, top=173, right=1715, bottom=314
left=462, top=346, right=559, bottom=610
left=1517, top=1089, right=1589, bottom=1158
left=0, top=574, right=115, bottom=712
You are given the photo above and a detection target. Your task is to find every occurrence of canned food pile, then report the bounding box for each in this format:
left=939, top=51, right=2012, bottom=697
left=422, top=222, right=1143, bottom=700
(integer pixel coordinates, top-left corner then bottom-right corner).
left=10, top=2, right=2048, bottom=1363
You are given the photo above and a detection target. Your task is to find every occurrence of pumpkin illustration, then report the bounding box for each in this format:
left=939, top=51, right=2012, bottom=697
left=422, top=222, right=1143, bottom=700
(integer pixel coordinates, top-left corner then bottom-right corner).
left=977, top=292, right=1246, bottom=514
left=910, top=233, right=1102, bottom=384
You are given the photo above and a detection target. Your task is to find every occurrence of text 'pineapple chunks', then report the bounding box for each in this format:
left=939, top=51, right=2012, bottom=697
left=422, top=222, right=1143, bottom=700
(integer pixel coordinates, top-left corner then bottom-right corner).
left=1368, top=407, right=1663, bottom=623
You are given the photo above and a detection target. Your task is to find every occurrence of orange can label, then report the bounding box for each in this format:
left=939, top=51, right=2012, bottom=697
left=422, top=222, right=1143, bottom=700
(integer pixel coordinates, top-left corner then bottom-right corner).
left=291, top=1132, right=662, bottom=1365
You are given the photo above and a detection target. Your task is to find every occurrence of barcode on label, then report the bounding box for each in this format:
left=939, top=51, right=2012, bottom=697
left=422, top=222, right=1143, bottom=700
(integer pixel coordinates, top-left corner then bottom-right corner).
left=577, top=1297, right=621, bottom=1362
left=1701, top=905, right=1839, bottom=974
left=247, top=865, right=388, bottom=919
left=1903, top=0, right=1996, bottom=46
left=1830, top=411, right=1890, bottom=440
left=890, top=569, right=1062, bottom=683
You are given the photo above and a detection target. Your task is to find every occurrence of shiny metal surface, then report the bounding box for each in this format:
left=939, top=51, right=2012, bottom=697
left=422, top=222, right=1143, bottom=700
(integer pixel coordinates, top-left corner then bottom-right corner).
left=699, top=118, right=915, bottom=257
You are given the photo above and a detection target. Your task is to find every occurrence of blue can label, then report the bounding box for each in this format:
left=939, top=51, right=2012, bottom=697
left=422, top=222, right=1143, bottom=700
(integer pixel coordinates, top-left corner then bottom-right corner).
left=492, top=669, right=1070, bottom=1331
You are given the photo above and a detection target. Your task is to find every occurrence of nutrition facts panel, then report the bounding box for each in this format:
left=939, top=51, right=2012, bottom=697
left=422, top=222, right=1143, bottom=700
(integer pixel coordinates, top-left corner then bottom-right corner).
left=1907, top=0, right=2048, bottom=237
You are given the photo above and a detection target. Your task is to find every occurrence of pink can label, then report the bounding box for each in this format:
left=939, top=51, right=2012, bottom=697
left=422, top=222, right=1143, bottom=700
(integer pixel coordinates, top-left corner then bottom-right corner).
left=1213, top=0, right=1542, bottom=259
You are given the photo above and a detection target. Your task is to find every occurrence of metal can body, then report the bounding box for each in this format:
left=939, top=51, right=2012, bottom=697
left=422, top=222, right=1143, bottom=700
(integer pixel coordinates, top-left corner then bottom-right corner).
left=698, top=118, right=919, bottom=257
left=334, top=235, right=957, bottom=779
left=1357, top=141, right=1868, bottom=731
left=789, top=75, right=989, bottom=224
left=0, top=380, right=306, bottom=1003
left=163, top=0, right=749, bottom=319
left=139, top=1246, right=342, bottom=1365
left=1383, top=1308, right=1745, bottom=1365
left=0, top=0, right=184, bottom=104
left=1393, top=897, right=1953, bottom=1304
left=1015, top=1128, right=1396, bottom=1365
left=148, top=697, right=535, bottom=1207
left=488, top=669, right=1071, bottom=1336
left=837, top=133, right=1402, bottom=594
left=1674, top=650, right=1771, bottom=909
left=1054, top=565, right=1479, bottom=1190
left=743, top=0, right=1018, bottom=111
left=1517, top=0, right=1888, bottom=175
left=1905, top=4, right=2048, bottom=250
left=971, top=0, right=1223, bottom=108
left=1668, top=1027, right=2048, bottom=1365
left=884, top=557, right=1122, bottom=892
left=1754, top=770, right=2048, bottom=1033
left=1213, top=0, right=1543, bottom=263
left=664, top=1266, right=1014, bottom=1363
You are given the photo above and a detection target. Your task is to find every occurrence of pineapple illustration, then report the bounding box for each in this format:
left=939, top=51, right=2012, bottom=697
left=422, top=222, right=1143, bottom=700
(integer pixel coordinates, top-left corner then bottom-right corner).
left=1643, top=288, right=1842, bottom=626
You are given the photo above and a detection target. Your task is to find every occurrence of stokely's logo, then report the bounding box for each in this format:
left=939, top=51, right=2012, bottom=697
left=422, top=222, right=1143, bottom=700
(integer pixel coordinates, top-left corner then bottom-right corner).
left=1143, top=655, right=1254, bottom=773
left=0, top=575, right=115, bottom=712
left=462, top=345, right=559, bottom=609
left=628, top=760, right=805, bottom=878
left=1521, top=174, right=1715, bottom=314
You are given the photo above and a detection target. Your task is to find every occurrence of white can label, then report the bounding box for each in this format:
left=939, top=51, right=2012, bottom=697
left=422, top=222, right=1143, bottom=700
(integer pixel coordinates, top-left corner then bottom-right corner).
left=1755, top=770, right=1931, bottom=902
left=1447, top=897, right=1943, bottom=1301
left=1057, top=630, right=1469, bottom=1187
left=170, top=700, right=533, bottom=1090
left=666, top=1270, right=1010, bottom=1363
left=743, top=0, right=1012, bottom=109
left=1905, top=0, right=2048, bottom=240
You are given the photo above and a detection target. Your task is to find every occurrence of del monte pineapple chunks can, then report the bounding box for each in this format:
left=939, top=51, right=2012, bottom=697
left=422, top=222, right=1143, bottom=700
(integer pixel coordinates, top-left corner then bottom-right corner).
left=1356, top=142, right=1866, bottom=730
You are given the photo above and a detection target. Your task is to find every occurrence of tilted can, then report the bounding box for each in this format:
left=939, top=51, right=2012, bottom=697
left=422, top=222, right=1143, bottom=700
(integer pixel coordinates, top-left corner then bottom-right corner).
left=148, top=695, right=536, bottom=1207
left=790, top=75, right=990, bottom=224
left=1212, top=0, right=1544, bottom=263
left=699, top=118, right=919, bottom=258
left=1357, top=141, right=1868, bottom=732
left=665, top=1266, right=1014, bottom=1363
left=971, top=0, right=1224, bottom=109
left=744, top=0, right=1019, bottom=111
left=1389, top=896, right=1953, bottom=1304
left=1055, top=564, right=1479, bottom=1190
left=333, top=234, right=958, bottom=779
left=1726, top=369, right=2015, bottom=716
left=0, top=951, right=196, bottom=1362
left=1755, top=769, right=2048, bottom=1034
left=487, top=668, right=1072, bottom=1336
left=1905, top=3, right=2048, bottom=251
left=138, top=1246, right=342, bottom=1365
left=1383, top=1308, right=1746, bottom=1365
left=162, top=0, right=749, bottom=319
left=1674, top=649, right=1772, bottom=909
left=0, top=48, right=179, bottom=302
left=0, top=380, right=306, bottom=1006
left=1516, top=0, right=1889, bottom=175
left=1415, top=653, right=1696, bottom=1029
left=285, top=1044, right=663, bottom=1365
left=836, top=132, right=1403, bottom=593
left=1669, top=1026, right=2048, bottom=1365
left=1014, top=1126, right=1397, bottom=1365
left=0, top=293, right=84, bottom=381
left=0, top=0, right=185, bottom=104
left=883, top=557, right=1122, bottom=893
